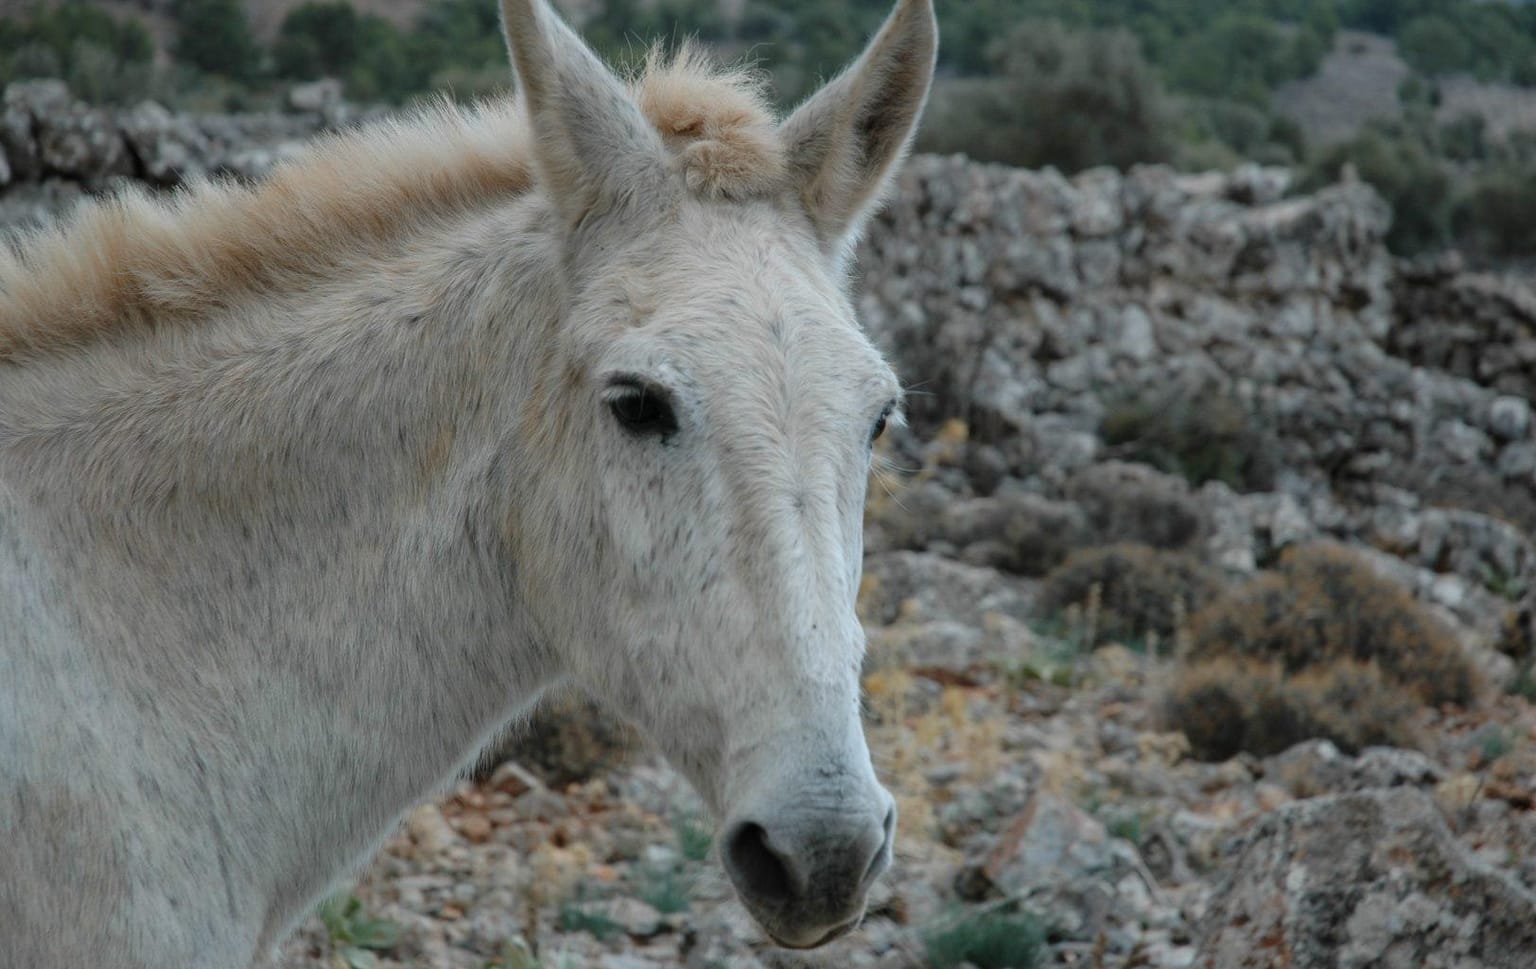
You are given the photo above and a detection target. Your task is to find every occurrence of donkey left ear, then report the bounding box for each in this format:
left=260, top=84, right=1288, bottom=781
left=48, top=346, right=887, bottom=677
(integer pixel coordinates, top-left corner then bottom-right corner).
left=779, top=0, right=937, bottom=266
left=500, top=0, right=667, bottom=228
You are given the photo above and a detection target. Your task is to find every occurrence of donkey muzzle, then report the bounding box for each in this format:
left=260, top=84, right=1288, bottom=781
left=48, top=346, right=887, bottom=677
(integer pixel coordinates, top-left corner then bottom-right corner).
left=721, top=790, right=896, bottom=948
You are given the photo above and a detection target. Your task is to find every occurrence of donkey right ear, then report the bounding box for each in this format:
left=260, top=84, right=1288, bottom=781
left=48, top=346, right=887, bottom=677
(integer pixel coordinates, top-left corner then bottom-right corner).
left=500, top=0, right=667, bottom=228
left=779, top=0, right=936, bottom=268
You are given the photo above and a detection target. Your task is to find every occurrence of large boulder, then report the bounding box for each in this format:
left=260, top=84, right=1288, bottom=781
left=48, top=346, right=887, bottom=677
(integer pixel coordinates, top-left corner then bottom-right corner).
left=1195, top=788, right=1536, bottom=968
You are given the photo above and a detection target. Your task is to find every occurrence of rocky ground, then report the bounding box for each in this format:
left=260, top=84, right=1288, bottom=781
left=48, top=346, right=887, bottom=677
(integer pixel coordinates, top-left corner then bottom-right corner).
left=5, top=81, right=1536, bottom=969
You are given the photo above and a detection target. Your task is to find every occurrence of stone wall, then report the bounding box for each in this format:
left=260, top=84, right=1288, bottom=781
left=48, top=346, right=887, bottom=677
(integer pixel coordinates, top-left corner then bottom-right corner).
left=853, top=155, right=1535, bottom=641
left=0, top=78, right=362, bottom=227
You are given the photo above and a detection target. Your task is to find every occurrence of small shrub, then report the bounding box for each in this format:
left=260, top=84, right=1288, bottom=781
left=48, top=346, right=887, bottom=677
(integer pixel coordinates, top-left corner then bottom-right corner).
left=1187, top=543, right=1482, bottom=707
left=924, top=906, right=1045, bottom=969
left=1499, top=590, right=1535, bottom=671
left=316, top=894, right=401, bottom=969
left=1510, top=663, right=1536, bottom=703
left=1450, top=167, right=1536, bottom=261
left=1162, top=657, right=1284, bottom=761
left=1066, top=461, right=1211, bottom=550
left=673, top=813, right=712, bottom=863
left=557, top=900, right=621, bottom=940
left=1100, top=381, right=1278, bottom=493
left=1397, top=14, right=1471, bottom=76
left=1037, top=544, right=1227, bottom=649
left=1283, top=660, right=1422, bottom=753
left=1304, top=124, right=1452, bottom=254
left=275, top=1, right=361, bottom=79
left=172, top=0, right=259, bottom=81
left=1103, top=808, right=1147, bottom=846
left=633, top=864, right=692, bottom=914
left=1164, top=657, right=1420, bottom=760
left=1476, top=725, right=1514, bottom=762
left=482, top=937, right=579, bottom=969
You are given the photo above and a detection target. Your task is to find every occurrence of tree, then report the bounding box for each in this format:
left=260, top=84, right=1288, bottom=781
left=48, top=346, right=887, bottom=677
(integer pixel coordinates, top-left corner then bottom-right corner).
left=1453, top=168, right=1536, bottom=260
left=1167, top=14, right=1316, bottom=105
left=1308, top=125, right=1452, bottom=254
left=275, top=1, right=361, bottom=79
left=173, top=0, right=259, bottom=80
left=1397, top=14, right=1470, bottom=77
left=0, top=1, right=153, bottom=91
left=919, top=21, right=1174, bottom=173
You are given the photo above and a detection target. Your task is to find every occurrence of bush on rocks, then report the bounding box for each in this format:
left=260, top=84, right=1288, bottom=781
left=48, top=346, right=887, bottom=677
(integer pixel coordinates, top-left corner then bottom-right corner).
left=1501, top=588, right=1535, bottom=663
left=923, top=905, right=1045, bottom=969
left=1100, top=381, right=1278, bottom=493
left=1186, top=542, right=1483, bottom=707
left=1164, top=657, right=1421, bottom=760
left=1037, top=543, right=1227, bottom=649
left=477, top=693, right=640, bottom=787
left=939, top=492, right=1093, bottom=576
left=1065, top=461, right=1212, bottom=550
left=1165, top=542, right=1485, bottom=761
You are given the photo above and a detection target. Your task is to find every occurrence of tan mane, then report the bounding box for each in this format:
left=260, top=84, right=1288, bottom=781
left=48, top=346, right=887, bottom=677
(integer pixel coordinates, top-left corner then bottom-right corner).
left=0, top=50, right=783, bottom=362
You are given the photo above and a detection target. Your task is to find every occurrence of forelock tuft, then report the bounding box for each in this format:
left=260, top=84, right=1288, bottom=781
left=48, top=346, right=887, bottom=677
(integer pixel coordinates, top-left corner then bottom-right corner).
left=632, top=44, right=787, bottom=201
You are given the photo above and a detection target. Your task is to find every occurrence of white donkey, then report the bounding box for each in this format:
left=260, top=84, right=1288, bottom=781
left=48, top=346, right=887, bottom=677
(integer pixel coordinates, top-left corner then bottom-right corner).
left=0, top=0, right=936, bottom=964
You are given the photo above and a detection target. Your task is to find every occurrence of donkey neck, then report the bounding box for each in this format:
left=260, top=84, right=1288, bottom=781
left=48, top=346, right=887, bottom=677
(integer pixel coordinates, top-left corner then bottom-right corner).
left=0, top=199, right=565, bottom=932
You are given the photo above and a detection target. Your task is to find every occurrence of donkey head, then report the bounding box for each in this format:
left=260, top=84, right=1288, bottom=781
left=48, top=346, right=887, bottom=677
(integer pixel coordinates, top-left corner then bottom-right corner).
left=498, top=0, right=935, bottom=948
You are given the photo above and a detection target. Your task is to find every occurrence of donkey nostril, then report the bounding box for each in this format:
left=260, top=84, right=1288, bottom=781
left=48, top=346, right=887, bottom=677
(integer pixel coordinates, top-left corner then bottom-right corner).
left=862, top=804, right=896, bottom=887
left=725, top=822, right=793, bottom=905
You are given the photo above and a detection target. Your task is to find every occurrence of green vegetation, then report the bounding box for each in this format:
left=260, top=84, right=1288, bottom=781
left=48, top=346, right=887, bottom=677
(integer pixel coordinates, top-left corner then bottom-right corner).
left=173, top=0, right=260, bottom=82
left=556, top=900, right=622, bottom=940
left=482, top=938, right=579, bottom=969
left=924, top=904, right=1046, bottom=969
left=918, top=21, right=1175, bottom=171
left=0, top=2, right=155, bottom=103
left=673, top=812, right=713, bottom=863
left=2, top=0, right=1536, bottom=257
left=633, top=863, right=693, bottom=914
left=1477, top=724, right=1514, bottom=762
left=315, top=893, right=402, bottom=969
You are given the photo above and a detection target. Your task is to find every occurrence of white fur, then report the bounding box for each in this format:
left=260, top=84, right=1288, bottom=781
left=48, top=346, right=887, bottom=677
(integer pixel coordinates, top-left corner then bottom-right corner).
left=0, top=1, right=935, bottom=963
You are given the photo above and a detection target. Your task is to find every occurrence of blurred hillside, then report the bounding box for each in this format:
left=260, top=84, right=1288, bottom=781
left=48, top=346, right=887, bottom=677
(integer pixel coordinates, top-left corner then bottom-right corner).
left=3, top=0, right=1536, bottom=262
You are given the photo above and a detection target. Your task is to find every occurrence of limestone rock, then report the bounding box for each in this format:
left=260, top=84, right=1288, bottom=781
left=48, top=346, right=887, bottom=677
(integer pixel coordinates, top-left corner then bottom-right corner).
left=119, top=100, right=210, bottom=185
left=981, top=788, right=1158, bottom=949
left=1195, top=789, right=1536, bottom=969
left=287, top=78, right=344, bottom=115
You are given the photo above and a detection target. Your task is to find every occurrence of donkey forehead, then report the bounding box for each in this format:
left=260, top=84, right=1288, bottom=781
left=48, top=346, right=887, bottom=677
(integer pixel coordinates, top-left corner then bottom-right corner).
left=585, top=204, right=898, bottom=399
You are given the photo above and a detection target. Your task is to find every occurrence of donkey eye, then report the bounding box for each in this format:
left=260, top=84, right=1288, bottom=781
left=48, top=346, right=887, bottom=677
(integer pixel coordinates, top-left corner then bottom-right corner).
left=606, top=379, right=679, bottom=439
left=870, top=404, right=895, bottom=445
